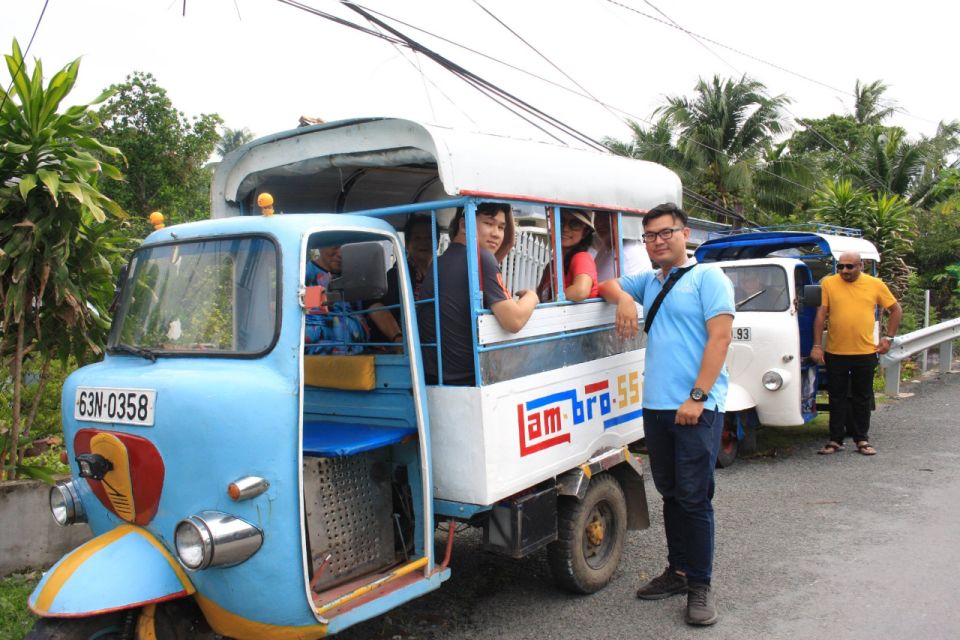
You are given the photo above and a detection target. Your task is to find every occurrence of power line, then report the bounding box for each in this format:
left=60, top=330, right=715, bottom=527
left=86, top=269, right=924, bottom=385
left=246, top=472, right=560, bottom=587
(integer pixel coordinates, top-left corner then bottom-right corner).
left=603, top=0, right=941, bottom=128
left=636, top=0, right=889, bottom=196
left=279, top=1, right=751, bottom=223
left=347, top=3, right=749, bottom=222
left=341, top=1, right=610, bottom=150
left=471, top=0, right=626, bottom=127
left=0, top=0, right=51, bottom=114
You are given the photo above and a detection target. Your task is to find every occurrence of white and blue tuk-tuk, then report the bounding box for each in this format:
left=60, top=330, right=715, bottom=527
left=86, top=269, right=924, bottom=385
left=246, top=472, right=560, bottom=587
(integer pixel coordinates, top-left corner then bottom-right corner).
left=694, top=225, right=881, bottom=466
left=30, top=118, right=683, bottom=638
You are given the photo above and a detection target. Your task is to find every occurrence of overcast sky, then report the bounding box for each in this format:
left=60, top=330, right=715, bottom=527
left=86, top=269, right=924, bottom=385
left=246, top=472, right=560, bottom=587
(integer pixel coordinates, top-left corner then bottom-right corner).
left=5, top=0, right=958, bottom=150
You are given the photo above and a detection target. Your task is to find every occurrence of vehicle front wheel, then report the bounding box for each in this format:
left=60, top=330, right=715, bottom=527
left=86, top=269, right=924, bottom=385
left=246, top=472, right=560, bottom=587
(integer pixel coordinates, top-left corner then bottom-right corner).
left=25, top=612, right=128, bottom=640
left=548, top=473, right=627, bottom=594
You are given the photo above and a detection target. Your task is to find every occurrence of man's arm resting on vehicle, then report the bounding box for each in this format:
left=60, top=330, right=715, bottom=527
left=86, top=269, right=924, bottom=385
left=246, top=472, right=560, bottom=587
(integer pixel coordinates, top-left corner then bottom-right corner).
left=599, top=279, right=638, bottom=339
left=490, top=290, right=538, bottom=333
left=676, top=313, right=734, bottom=425
left=810, top=305, right=828, bottom=364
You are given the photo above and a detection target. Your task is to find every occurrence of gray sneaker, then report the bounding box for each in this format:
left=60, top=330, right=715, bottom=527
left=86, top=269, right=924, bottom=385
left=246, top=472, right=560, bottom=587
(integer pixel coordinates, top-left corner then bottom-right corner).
left=636, top=567, right=688, bottom=600
left=685, top=583, right=718, bottom=626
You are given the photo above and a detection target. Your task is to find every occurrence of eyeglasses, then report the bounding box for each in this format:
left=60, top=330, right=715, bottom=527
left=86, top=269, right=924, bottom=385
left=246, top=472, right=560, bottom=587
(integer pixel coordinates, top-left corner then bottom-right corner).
left=642, top=227, right=684, bottom=243
left=560, top=217, right=586, bottom=231
left=836, top=263, right=860, bottom=271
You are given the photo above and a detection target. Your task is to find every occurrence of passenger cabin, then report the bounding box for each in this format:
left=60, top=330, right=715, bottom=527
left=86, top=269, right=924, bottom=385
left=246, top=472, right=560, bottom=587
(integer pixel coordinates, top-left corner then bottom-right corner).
left=213, top=118, right=681, bottom=510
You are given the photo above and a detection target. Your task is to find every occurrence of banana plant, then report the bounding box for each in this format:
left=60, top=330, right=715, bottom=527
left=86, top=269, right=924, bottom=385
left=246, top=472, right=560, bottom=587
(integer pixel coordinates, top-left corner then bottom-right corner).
left=0, top=39, right=128, bottom=479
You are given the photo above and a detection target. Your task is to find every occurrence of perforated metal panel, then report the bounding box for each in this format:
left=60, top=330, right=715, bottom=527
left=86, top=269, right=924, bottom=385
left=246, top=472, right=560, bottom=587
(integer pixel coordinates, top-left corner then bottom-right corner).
left=303, top=450, right=394, bottom=591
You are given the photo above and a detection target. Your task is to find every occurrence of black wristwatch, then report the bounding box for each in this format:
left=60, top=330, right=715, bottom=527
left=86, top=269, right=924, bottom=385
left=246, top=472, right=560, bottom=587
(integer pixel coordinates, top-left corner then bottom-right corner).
left=689, top=387, right=708, bottom=402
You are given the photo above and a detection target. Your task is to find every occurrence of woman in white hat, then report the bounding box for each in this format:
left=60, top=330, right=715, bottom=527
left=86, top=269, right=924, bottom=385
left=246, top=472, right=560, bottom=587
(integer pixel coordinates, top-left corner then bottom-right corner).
left=537, top=208, right=600, bottom=302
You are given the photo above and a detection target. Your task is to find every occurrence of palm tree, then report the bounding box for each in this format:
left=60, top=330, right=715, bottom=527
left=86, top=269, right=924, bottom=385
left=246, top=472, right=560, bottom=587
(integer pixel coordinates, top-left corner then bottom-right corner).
left=854, top=127, right=926, bottom=198
left=852, top=80, right=895, bottom=126
left=216, top=126, right=254, bottom=158
left=603, top=116, right=696, bottom=186
left=656, top=75, right=791, bottom=215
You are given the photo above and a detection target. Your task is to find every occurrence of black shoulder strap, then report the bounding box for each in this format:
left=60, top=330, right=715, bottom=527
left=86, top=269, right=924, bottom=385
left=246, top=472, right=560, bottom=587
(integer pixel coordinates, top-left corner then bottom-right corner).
left=643, top=265, right=695, bottom=334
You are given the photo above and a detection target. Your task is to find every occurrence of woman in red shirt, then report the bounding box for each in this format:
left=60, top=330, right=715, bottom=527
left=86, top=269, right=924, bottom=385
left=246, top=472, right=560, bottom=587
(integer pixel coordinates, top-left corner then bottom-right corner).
left=538, top=208, right=600, bottom=302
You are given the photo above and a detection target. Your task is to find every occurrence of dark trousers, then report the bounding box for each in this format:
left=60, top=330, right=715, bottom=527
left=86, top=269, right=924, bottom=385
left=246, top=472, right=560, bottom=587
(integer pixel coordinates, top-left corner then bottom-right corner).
left=825, top=352, right=877, bottom=444
left=643, top=408, right=723, bottom=585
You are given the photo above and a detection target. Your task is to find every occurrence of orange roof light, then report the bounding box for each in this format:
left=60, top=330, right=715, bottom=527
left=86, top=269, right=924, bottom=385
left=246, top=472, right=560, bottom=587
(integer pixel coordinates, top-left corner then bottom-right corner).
left=257, top=193, right=275, bottom=217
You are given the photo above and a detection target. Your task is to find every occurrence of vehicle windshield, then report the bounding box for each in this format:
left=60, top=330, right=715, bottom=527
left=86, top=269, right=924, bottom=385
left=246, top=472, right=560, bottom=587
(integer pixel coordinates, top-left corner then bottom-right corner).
left=722, top=265, right=789, bottom=312
left=109, top=236, right=279, bottom=356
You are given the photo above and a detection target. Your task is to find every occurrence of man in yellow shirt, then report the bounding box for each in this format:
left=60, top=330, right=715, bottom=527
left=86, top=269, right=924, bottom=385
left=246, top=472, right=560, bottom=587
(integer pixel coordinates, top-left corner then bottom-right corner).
left=811, top=251, right=902, bottom=456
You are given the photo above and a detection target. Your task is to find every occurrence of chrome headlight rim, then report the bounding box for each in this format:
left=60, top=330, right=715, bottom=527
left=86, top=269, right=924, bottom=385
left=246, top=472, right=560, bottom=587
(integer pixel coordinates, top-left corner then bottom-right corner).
left=175, top=511, right=263, bottom=572
left=175, top=516, right=214, bottom=571
left=50, top=480, right=86, bottom=527
left=762, top=370, right=784, bottom=391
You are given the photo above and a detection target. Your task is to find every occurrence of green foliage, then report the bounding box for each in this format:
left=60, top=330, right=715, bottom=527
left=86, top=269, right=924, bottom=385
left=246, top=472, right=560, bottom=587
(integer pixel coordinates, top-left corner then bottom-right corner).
left=810, top=179, right=914, bottom=295
left=656, top=74, right=791, bottom=216
left=216, top=126, right=254, bottom=158
left=0, top=573, right=38, bottom=640
left=96, top=71, right=223, bottom=226
left=0, top=40, right=130, bottom=479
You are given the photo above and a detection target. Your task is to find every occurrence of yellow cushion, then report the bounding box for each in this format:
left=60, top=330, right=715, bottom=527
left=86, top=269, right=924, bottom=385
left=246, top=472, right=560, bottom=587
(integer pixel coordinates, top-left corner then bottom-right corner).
left=304, top=355, right=376, bottom=391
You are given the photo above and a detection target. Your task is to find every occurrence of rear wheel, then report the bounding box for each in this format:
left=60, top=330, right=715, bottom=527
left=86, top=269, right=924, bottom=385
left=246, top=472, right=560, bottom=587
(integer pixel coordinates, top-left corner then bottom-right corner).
left=548, top=474, right=627, bottom=594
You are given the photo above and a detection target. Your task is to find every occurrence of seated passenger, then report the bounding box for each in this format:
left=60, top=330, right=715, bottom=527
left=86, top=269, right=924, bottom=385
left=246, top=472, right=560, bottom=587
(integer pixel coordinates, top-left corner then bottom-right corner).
left=537, top=208, right=600, bottom=302
left=418, top=203, right=538, bottom=385
left=305, top=245, right=370, bottom=354
left=367, top=215, right=436, bottom=347
left=592, top=211, right=652, bottom=280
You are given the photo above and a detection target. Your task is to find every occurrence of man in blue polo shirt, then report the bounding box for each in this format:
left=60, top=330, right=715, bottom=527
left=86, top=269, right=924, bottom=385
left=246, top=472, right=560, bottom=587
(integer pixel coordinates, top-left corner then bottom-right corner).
left=599, top=202, right=734, bottom=626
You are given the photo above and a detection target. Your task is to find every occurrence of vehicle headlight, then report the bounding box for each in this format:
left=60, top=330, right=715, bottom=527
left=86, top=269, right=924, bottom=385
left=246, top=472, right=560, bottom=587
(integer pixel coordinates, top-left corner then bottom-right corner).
left=50, top=480, right=86, bottom=526
left=175, top=511, right=263, bottom=571
left=762, top=370, right=784, bottom=391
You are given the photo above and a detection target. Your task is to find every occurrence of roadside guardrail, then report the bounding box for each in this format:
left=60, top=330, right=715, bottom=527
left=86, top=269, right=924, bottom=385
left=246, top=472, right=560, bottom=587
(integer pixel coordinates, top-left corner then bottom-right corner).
left=879, top=317, right=960, bottom=395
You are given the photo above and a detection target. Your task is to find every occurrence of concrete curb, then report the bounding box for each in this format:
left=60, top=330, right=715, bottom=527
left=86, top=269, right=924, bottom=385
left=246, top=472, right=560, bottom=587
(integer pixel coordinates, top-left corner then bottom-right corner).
left=0, top=480, right=92, bottom=577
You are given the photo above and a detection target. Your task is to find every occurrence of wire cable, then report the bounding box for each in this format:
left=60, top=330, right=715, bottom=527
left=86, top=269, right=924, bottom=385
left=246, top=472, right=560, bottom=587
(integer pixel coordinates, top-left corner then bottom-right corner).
left=637, top=0, right=888, bottom=195
left=0, top=0, right=51, bottom=114
left=604, top=0, right=940, bottom=127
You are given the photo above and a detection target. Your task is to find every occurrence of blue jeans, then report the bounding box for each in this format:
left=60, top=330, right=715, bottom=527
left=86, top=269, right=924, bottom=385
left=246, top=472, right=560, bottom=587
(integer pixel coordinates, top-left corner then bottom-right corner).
left=643, top=408, right=723, bottom=585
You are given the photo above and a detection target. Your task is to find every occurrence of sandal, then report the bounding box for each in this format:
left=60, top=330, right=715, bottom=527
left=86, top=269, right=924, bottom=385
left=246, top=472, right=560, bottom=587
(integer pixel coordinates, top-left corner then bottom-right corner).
left=856, top=441, right=877, bottom=456
left=817, top=441, right=844, bottom=455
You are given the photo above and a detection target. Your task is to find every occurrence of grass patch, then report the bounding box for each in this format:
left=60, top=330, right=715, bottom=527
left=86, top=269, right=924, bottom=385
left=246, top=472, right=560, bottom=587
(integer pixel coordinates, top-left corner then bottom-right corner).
left=748, top=414, right=830, bottom=459
left=0, top=573, right=39, bottom=640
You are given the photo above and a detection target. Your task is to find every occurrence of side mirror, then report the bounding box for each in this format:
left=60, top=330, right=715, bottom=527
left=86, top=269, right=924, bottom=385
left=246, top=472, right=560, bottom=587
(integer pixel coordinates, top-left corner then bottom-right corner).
left=329, top=242, right=388, bottom=302
left=800, top=284, right=821, bottom=309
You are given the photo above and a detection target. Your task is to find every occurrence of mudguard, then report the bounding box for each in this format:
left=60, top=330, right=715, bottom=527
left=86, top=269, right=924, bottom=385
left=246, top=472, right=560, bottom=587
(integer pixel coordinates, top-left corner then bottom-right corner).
left=724, top=383, right=757, bottom=413
left=29, top=524, right=195, bottom=617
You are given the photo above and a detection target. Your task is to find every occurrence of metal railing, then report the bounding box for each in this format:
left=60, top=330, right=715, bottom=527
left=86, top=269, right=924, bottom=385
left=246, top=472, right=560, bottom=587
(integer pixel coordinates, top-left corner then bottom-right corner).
left=879, top=317, right=960, bottom=395
left=501, top=229, right=550, bottom=294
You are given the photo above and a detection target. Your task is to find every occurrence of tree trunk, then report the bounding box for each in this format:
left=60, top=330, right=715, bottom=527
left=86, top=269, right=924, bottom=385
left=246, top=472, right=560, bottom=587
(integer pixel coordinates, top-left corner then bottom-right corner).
left=8, top=320, right=25, bottom=480
left=17, top=356, right=52, bottom=469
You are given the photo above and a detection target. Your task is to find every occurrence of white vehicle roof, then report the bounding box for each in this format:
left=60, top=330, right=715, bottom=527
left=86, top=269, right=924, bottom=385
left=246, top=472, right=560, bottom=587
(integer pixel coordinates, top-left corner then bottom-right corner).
left=211, top=117, right=682, bottom=219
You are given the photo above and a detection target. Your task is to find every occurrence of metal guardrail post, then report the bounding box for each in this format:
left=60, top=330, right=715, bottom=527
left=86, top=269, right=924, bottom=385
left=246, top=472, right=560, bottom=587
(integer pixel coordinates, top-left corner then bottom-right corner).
left=879, top=317, right=960, bottom=395
left=884, top=362, right=902, bottom=396
left=941, top=340, right=955, bottom=374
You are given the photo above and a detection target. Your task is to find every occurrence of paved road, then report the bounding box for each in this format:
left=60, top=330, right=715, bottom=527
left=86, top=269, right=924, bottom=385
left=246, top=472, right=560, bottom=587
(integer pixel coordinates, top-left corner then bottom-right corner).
left=339, top=369, right=960, bottom=640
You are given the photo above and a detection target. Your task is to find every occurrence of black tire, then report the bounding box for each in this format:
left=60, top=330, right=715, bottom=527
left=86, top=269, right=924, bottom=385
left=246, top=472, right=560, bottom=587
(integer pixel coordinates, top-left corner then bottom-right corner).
left=25, top=612, right=126, bottom=640
left=547, top=473, right=627, bottom=594
left=716, top=419, right=739, bottom=468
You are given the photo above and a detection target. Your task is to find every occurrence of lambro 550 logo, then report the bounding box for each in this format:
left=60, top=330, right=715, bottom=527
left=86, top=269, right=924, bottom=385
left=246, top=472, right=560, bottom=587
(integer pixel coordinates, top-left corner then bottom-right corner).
left=517, top=371, right=643, bottom=456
